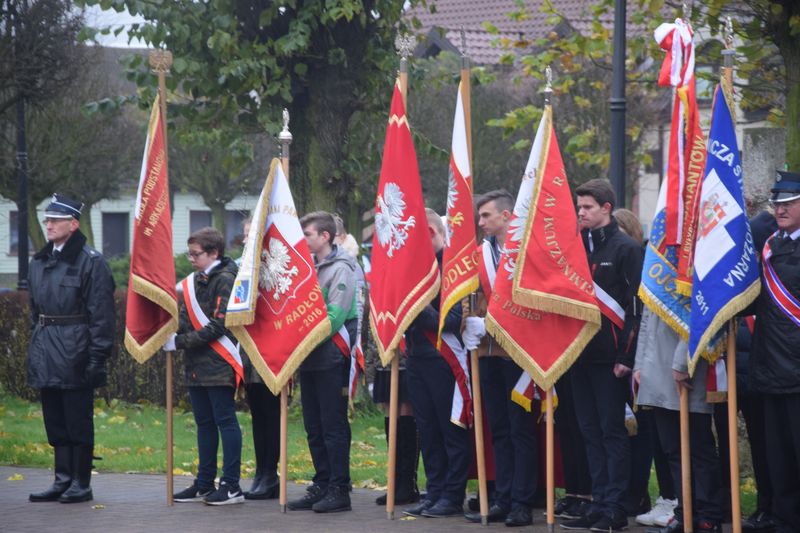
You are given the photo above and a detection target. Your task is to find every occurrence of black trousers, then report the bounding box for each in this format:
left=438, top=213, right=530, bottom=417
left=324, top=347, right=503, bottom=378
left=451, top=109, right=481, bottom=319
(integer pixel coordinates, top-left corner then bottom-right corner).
left=41, top=387, right=94, bottom=447
left=245, top=383, right=280, bottom=476
left=571, top=361, right=630, bottom=515
left=554, top=368, right=592, bottom=496
left=300, top=361, right=351, bottom=489
left=479, top=357, right=538, bottom=510
left=652, top=407, right=723, bottom=525
left=407, top=354, right=470, bottom=504
left=762, top=393, right=800, bottom=531
left=739, top=390, right=772, bottom=514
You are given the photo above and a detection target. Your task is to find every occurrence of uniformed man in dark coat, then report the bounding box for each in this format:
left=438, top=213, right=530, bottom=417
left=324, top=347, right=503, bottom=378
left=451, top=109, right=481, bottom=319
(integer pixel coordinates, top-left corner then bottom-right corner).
left=27, top=194, right=116, bottom=504
left=749, top=169, right=800, bottom=533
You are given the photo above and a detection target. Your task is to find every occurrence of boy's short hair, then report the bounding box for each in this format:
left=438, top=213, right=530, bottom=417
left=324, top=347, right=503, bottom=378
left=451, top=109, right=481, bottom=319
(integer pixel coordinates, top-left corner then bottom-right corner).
left=425, top=207, right=445, bottom=236
left=476, top=189, right=514, bottom=213
left=575, top=179, right=616, bottom=210
left=188, top=227, right=226, bottom=256
left=300, top=211, right=337, bottom=245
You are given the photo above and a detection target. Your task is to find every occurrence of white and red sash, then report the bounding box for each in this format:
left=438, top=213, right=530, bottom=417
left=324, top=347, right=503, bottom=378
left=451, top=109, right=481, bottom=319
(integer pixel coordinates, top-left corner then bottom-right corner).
left=705, top=356, right=728, bottom=403
left=762, top=234, right=800, bottom=328
left=332, top=325, right=365, bottom=401
left=423, top=330, right=472, bottom=428
left=511, top=372, right=558, bottom=414
left=594, top=282, right=625, bottom=330
left=182, top=272, right=244, bottom=387
left=477, top=240, right=497, bottom=299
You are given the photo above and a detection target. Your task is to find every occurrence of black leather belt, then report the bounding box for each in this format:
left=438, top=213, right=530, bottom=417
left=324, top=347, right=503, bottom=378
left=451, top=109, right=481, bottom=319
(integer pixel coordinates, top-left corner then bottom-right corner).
left=38, top=314, right=88, bottom=326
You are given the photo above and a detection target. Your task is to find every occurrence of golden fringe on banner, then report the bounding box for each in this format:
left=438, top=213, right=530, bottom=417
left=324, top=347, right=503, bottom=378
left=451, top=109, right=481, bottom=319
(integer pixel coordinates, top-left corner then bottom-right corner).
left=225, top=160, right=278, bottom=327
left=124, top=275, right=179, bottom=363
left=371, top=263, right=441, bottom=367
left=485, top=314, right=599, bottom=391
left=232, top=318, right=331, bottom=396
left=512, top=106, right=601, bottom=325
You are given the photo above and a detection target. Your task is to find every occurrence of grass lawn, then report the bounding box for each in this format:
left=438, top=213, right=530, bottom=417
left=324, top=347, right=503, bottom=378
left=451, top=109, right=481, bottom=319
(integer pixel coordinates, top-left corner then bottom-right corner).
left=0, top=389, right=758, bottom=514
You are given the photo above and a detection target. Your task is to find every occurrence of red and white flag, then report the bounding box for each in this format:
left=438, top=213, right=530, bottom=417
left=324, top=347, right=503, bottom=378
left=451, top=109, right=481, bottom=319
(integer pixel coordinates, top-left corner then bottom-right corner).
left=486, top=107, right=600, bottom=390
left=438, top=81, right=479, bottom=348
left=226, top=159, right=331, bottom=394
left=124, top=94, right=178, bottom=362
left=369, top=81, right=440, bottom=366
left=654, top=18, right=707, bottom=294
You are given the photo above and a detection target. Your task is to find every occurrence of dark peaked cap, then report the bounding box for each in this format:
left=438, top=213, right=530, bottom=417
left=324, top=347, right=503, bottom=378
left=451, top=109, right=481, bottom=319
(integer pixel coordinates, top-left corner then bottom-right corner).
left=44, top=194, right=84, bottom=220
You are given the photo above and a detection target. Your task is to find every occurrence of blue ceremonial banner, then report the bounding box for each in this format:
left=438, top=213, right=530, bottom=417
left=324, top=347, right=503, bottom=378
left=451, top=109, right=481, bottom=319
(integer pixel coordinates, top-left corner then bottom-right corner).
left=687, top=82, right=761, bottom=374
left=639, top=164, right=692, bottom=341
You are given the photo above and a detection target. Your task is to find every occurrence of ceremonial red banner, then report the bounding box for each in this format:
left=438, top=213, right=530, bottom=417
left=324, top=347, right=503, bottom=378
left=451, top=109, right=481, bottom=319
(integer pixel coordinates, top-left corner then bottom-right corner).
left=486, top=108, right=600, bottom=390
left=124, top=94, right=178, bottom=363
left=369, top=81, right=440, bottom=366
left=226, top=159, right=331, bottom=394
left=438, top=81, right=479, bottom=348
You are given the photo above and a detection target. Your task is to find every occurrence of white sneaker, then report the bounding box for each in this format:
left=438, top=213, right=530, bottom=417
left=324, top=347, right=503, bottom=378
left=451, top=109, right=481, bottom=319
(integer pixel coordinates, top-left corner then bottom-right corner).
left=635, top=497, right=677, bottom=526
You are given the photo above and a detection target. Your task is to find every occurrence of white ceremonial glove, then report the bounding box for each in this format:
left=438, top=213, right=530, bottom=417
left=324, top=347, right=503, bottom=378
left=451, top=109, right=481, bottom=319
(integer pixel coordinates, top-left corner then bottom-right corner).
left=163, top=333, right=177, bottom=352
left=462, top=317, right=487, bottom=350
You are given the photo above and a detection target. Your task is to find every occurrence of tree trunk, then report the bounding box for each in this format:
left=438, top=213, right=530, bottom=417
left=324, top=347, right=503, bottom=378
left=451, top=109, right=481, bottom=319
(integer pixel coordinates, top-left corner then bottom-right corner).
left=26, top=197, right=45, bottom=251
left=80, top=203, right=95, bottom=248
left=290, top=65, right=357, bottom=217
left=210, top=202, right=226, bottom=235
left=784, top=53, right=799, bottom=171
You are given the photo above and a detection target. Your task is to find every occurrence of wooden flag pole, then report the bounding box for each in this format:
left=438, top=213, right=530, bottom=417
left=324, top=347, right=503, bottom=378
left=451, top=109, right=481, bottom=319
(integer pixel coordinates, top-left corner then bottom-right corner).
left=384, top=33, right=415, bottom=521
left=150, top=49, right=174, bottom=506
left=278, top=109, right=293, bottom=513
left=543, top=67, right=556, bottom=533
left=459, top=28, right=489, bottom=527
left=680, top=384, right=693, bottom=532
left=546, top=388, right=555, bottom=533
left=721, top=19, right=741, bottom=533
left=386, top=352, right=400, bottom=520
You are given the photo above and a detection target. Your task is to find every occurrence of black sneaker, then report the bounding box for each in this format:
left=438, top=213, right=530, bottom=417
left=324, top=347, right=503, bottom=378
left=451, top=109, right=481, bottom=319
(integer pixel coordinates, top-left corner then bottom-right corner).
left=552, top=497, right=576, bottom=518
left=590, top=513, right=628, bottom=532
left=203, top=481, right=245, bottom=505
left=561, top=511, right=604, bottom=530
left=563, top=498, right=592, bottom=519
left=173, top=480, right=214, bottom=502
left=287, top=484, right=326, bottom=511
left=312, top=485, right=351, bottom=513
left=403, top=499, right=435, bottom=517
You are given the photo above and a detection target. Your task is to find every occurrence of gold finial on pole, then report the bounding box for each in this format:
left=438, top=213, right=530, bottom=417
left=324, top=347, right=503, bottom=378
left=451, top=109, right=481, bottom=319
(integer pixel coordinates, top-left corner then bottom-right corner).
left=395, top=33, right=416, bottom=109
left=722, top=16, right=735, bottom=78
left=149, top=49, right=173, bottom=74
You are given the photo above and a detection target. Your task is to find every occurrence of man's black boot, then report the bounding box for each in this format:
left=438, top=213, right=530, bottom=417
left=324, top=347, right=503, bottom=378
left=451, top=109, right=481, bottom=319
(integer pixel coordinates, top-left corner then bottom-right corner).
left=245, top=470, right=278, bottom=500
left=30, top=446, right=72, bottom=502
left=59, top=445, right=93, bottom=503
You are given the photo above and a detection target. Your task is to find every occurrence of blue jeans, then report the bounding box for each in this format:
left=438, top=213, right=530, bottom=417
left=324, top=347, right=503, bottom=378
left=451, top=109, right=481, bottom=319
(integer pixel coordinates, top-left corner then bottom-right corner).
left=188, top=386, right=242, bottom=487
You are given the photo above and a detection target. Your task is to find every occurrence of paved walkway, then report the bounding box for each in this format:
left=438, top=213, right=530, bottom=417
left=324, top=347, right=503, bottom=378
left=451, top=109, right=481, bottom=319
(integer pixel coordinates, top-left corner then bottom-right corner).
left=1, top=466, right=730, bottom=532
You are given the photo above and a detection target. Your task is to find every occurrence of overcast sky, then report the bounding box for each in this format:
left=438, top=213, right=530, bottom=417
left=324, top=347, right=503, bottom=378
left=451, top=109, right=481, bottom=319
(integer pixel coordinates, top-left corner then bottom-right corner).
left=81, top=5, right=147, bottom=48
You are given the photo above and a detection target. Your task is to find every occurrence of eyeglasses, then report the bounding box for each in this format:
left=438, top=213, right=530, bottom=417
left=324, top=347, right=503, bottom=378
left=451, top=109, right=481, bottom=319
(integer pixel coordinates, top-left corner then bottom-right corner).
left=186, top=250, right=207, bottom=259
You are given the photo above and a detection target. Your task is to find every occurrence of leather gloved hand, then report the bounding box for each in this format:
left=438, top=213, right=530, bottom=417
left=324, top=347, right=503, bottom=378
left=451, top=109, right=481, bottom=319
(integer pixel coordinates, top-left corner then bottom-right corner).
left=86, top=356, right=107, bottom=388
left=462, top=316, right=487, bottom=351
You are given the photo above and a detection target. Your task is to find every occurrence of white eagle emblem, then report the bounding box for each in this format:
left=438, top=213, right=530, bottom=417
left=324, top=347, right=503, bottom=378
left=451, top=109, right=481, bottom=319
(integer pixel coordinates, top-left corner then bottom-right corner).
left=259, top=238, right=299, bottom=299
left=444, top=168, right=458, bottom=247
left=503, top=178, right=532, bottom=279
left=375, top=182, right=415, bottom=257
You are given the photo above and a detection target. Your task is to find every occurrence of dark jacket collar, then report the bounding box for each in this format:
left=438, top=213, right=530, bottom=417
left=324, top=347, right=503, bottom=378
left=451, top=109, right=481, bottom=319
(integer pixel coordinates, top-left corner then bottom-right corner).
left=582, top=217, right=620, bottom=251
left=34, top=229, right=87, bottom=264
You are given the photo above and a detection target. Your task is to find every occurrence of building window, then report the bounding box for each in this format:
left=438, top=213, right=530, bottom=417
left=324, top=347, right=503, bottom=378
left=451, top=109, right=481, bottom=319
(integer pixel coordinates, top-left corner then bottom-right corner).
left=189, top=210, right=212, bottom=233
left=102, top=213, right=129, bottom=258
left=189, top=209, right=249, bottom=249
left=9, top=211, right=34, bottom=255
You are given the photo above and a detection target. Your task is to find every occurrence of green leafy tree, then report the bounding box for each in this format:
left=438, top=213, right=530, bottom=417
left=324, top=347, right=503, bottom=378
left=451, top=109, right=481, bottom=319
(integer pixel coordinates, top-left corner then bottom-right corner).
left=697, top=0, right=800, bottom=171
left=79, top=0, right=419, bottom=236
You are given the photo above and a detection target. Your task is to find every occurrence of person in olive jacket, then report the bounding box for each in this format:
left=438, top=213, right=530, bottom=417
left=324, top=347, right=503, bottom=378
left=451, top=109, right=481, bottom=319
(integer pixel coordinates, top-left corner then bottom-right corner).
left=27, top=194, right=115, bottom=504
left=166, top=227, right=244, bottom=506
